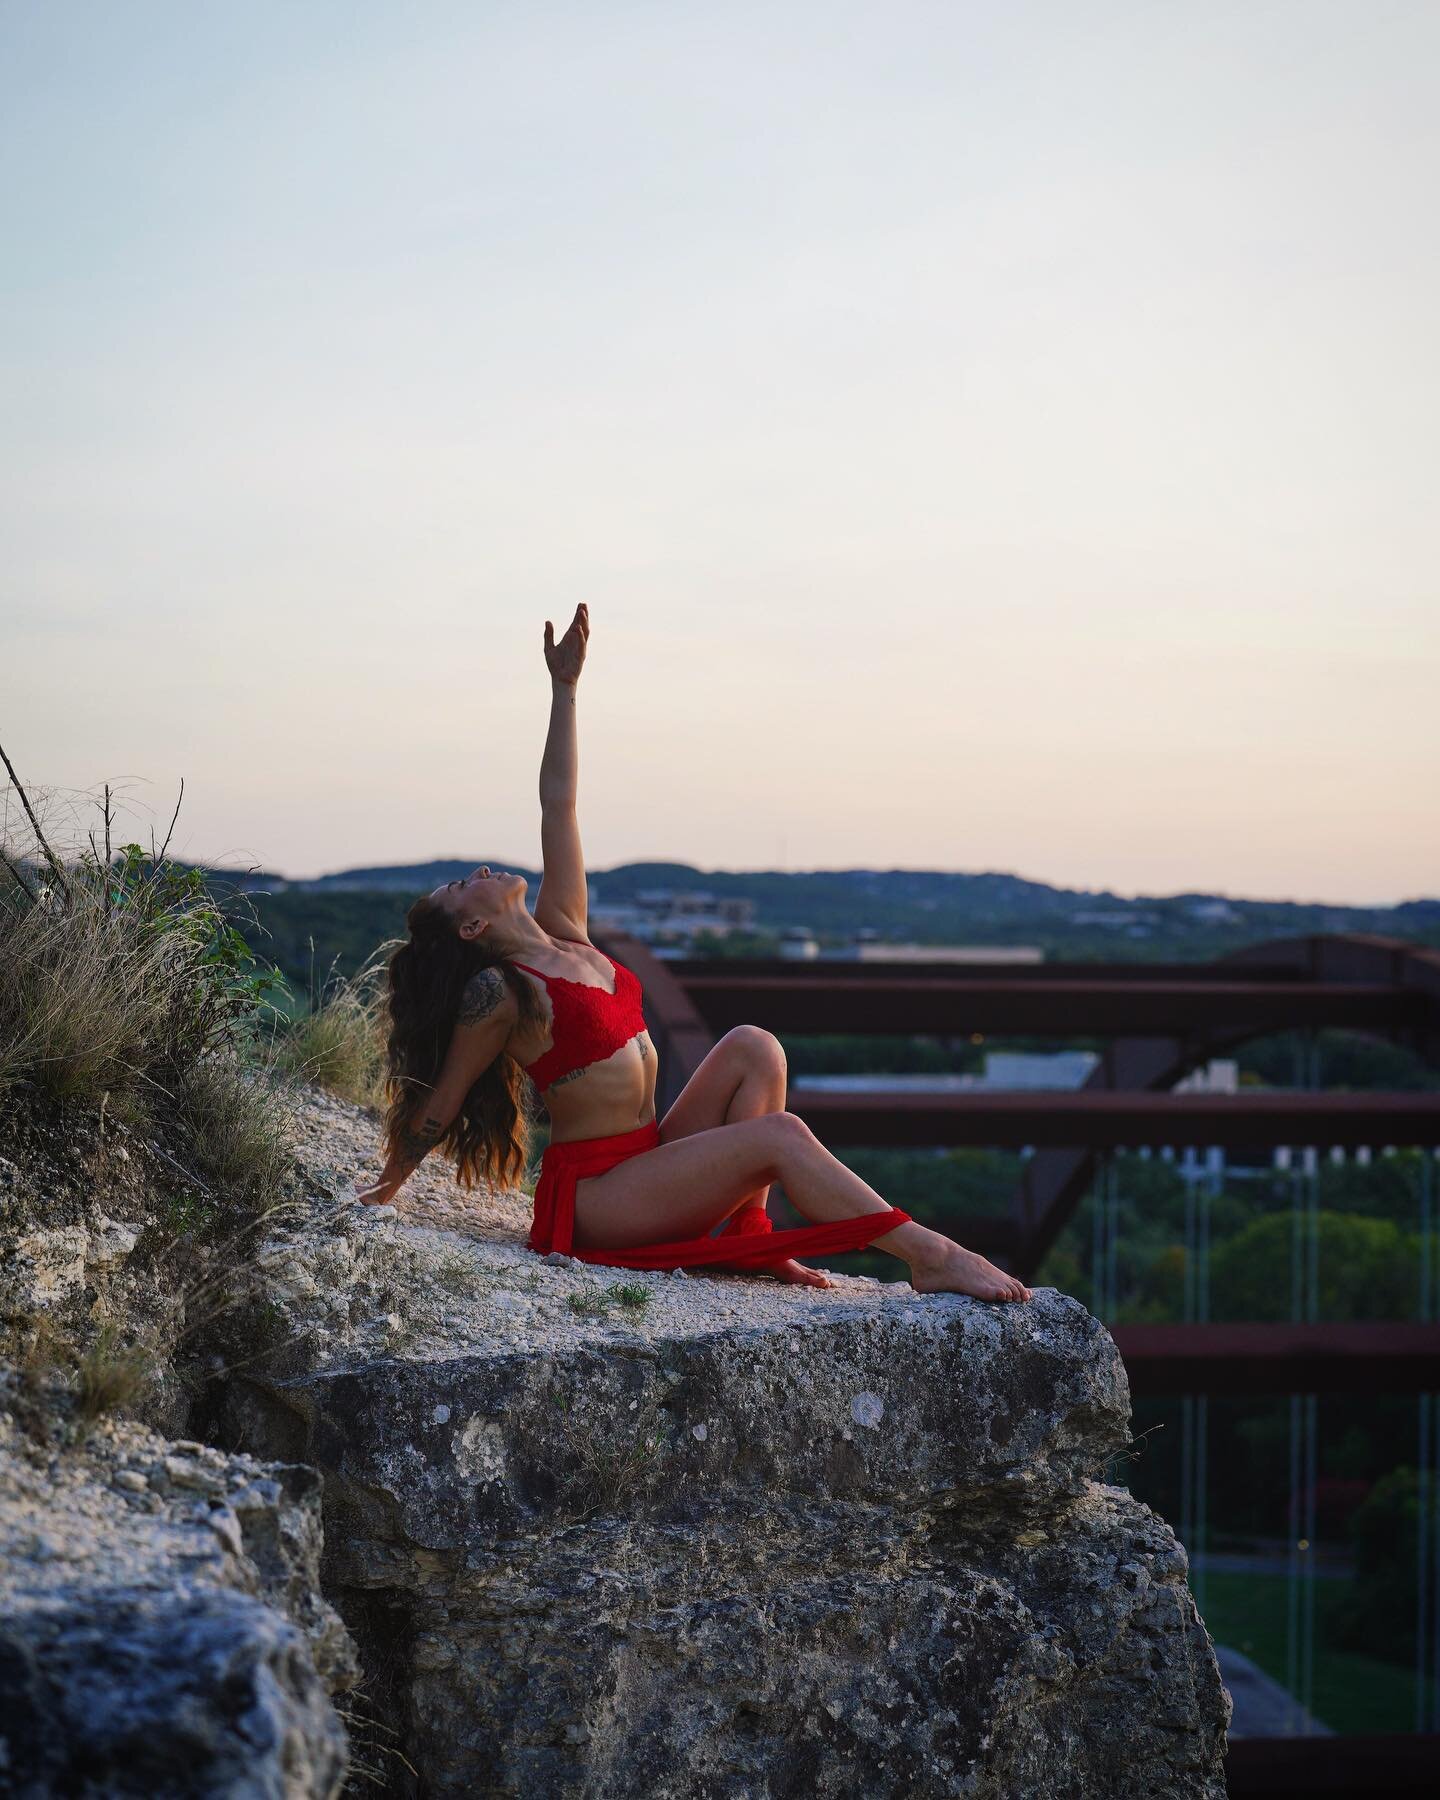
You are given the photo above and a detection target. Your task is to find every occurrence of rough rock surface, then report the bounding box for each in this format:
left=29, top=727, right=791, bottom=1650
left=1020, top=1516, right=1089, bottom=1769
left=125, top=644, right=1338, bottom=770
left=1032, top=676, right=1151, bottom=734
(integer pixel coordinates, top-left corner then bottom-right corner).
left=216, top=1109, right=1232, bottom=1799
left=0, top=1390, right=360, bottom=1797
left=0, top=1086, right=1231, bottom=1795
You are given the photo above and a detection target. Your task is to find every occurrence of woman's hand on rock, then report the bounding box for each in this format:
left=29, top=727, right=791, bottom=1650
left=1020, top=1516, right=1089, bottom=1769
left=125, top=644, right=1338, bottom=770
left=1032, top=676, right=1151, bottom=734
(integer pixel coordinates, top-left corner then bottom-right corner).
left=544, top=603, right=589, bottom=685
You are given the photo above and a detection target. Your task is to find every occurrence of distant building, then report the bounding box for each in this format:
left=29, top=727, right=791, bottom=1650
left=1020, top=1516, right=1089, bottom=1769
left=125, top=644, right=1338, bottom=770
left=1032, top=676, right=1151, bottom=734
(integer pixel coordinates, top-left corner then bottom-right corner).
left=1070, top=909, right=1162, bottom=928
left=589, top=886, right=756, bottom=947
left=1186, top=899, right=1243, bottom=924
left=1174, top=1060, right=1239, bottom=1096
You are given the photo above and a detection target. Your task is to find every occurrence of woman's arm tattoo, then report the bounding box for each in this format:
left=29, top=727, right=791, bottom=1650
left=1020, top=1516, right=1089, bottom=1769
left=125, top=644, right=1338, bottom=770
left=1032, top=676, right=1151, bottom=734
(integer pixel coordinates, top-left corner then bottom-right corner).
left=395, top=1113, right=447, bottom=1173
left=457, top=968, right=506, bottom=1027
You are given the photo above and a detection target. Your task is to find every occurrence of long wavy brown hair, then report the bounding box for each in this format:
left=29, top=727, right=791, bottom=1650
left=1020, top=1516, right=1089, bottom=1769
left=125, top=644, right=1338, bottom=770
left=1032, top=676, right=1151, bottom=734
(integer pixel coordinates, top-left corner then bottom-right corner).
left=381, top=894, right=546, bottom=1190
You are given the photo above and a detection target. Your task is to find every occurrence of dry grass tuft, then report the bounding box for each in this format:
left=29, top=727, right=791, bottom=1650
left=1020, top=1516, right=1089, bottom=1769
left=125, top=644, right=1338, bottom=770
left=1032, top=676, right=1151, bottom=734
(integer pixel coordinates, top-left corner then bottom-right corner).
left=16, top=1309, right=71, bottom=1393
left=0, top=882, right=191, bottom=1104
left=277, top=952, right=391, bottom=1109
left=74, top=1319, right=156, bottom=1422
left=536, top=1386, right=671, bottom=1521
left=170, top=1053, right=296, bottom=1217
left=333, top=1677, right=421, bottom=1790
left=0, top=755, right=309, bottom=1284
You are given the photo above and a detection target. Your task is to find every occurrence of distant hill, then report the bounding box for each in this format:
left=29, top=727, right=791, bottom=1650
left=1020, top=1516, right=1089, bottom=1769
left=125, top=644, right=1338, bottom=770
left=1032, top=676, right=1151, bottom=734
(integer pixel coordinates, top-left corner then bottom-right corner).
left=218, top=859, right=1440, bottom=997
left=288, top=860, right=500, bottom=893
left=277, top=858, right=1436, bottom=924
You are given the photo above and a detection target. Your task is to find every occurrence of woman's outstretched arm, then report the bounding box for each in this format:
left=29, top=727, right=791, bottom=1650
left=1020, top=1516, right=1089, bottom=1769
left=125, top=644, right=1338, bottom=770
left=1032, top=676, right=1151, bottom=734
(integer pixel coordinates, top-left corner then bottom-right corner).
left=535, top=603, right=590, bottom=939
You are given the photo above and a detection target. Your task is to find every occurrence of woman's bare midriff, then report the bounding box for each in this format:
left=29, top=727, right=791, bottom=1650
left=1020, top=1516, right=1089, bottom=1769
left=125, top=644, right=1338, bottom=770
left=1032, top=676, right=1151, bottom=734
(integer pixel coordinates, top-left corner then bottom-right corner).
left=506, top=967, right=657, bottom=1143
left=536, top=1035, right=657, bottom=1142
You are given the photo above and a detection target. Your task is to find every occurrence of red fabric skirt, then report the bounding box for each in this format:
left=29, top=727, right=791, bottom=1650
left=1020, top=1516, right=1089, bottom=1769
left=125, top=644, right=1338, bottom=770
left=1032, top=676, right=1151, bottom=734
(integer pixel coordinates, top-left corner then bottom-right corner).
left=526, top=1117, right=914, bottom=1270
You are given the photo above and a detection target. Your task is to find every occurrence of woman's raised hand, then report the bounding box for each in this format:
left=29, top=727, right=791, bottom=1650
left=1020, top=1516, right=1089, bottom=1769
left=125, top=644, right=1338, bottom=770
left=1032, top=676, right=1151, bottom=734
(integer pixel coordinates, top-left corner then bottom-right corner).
left=544, top=603, right=589, bottom=686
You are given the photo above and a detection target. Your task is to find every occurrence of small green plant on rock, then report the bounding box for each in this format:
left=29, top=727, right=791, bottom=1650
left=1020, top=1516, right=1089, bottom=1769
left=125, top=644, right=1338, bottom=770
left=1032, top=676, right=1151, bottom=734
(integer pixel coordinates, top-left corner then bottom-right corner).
left=247, top=1296, right=291, bottom=1352
left=535, top=1387, right=670, bottom=1521
left=434, top=1252, right=475, bottom=1294
left=154, top=1183, right=216, bottom=1240
left=565, top=1282, right=653, bottom=1319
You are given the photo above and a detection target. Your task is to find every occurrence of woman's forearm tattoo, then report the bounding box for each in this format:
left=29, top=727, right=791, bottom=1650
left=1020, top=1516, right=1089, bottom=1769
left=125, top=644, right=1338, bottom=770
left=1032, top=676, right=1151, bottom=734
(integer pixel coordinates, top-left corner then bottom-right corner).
left=458, top=968, right=506, bottom=1027
left=395, top=1113, right=446, bottom=1173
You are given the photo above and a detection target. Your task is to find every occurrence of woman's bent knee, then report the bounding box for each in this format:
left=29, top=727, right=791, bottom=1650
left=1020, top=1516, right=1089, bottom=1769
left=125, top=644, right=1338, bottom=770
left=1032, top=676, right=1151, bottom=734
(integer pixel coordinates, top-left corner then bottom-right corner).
left=724, top=1110, right=809, bottom=1180
left=725, top=1022, right=787, bottom=1074
left=748, top=1109, right=813, bottom=1166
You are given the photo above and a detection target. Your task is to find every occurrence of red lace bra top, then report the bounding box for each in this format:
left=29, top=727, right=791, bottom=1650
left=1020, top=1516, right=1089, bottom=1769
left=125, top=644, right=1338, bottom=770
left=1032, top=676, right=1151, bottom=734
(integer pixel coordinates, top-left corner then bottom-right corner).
left=509, top=940, right=649, bottom=1092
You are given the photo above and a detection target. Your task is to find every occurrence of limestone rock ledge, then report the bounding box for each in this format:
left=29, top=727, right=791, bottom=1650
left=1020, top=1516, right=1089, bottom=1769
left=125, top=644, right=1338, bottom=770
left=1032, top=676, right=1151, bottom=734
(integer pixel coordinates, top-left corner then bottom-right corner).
left=0, top=1397, right=360, bottom=1797
left=220, top=1208, right=1230, bottom=1799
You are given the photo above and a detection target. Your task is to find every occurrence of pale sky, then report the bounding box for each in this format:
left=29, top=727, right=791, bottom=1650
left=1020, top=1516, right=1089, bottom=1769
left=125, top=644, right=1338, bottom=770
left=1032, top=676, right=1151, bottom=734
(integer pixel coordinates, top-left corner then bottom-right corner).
left=2, top=1, right=1436, bottom=905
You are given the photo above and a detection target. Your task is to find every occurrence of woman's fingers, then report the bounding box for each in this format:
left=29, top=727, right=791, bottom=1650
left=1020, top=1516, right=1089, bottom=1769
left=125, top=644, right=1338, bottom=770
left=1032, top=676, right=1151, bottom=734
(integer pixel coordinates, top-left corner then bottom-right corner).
left=544, top=607, right=587, bottom=673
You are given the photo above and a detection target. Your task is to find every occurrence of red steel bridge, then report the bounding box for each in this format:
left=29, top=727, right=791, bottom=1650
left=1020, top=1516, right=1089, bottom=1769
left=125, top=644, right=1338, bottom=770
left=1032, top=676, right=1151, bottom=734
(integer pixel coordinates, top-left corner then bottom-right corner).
left=593, top=927, right=1440, bottom=1793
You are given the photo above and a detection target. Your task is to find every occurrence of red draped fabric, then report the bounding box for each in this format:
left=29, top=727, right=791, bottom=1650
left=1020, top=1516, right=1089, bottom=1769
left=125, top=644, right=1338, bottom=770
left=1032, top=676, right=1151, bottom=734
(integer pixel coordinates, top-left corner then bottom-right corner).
left=526, top=1118, right=912, bottom=1270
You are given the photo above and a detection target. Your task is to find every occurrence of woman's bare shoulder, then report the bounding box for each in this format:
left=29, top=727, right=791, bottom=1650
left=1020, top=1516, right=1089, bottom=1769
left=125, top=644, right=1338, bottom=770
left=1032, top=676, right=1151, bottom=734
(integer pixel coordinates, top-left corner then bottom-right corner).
left=457, top=966, right=521, bottom=1027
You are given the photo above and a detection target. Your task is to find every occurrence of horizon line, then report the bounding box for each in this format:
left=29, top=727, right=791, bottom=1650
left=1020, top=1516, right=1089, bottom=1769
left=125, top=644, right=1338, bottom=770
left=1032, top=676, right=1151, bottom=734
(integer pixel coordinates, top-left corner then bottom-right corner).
left=215, top=856, right=1432, bottom=913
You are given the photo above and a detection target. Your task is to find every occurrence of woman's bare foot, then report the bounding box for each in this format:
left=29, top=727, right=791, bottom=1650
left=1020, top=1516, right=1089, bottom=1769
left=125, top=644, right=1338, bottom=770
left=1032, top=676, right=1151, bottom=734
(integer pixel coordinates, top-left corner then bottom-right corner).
left=708, top=1256, right=833, bottom=1288
left=767, top=1258, right=833, bottom=1288
left=908, top=1240, right=1031, bottom=1302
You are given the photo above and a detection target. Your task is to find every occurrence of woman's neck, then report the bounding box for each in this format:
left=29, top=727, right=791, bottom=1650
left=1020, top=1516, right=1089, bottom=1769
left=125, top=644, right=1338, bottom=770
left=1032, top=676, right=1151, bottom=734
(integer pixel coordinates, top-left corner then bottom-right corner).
left=485, top=910, right=564, bottom=962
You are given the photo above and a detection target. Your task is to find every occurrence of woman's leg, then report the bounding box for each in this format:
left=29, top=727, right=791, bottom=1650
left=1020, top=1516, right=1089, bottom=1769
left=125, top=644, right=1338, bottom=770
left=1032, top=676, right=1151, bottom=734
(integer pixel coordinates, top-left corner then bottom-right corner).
left=656, top=1023, right=826, bottom=1286
left=573, top=1111, right=1031, bottom=1302
left=657, top=1024, right=786, bottom=1213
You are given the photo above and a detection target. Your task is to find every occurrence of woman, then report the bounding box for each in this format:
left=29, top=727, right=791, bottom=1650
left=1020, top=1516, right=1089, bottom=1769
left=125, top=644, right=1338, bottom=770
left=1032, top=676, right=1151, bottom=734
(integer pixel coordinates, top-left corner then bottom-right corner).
left=358, top=604, right=1031, bottom=1302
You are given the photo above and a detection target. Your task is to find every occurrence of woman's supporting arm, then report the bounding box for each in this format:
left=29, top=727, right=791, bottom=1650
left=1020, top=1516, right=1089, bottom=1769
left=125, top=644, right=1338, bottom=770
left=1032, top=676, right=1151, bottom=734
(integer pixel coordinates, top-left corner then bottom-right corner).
left=357, top=970, right=519, bottom=1205
left=356, top=1103, right=451, bottom=1206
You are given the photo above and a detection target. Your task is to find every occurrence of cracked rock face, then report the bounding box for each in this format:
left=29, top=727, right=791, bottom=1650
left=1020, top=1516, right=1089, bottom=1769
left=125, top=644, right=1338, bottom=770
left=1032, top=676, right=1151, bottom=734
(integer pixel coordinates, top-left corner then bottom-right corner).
left=224, top=1192, right=1230, bottom=1800
left=0, top=1398, right=360, bottom=1797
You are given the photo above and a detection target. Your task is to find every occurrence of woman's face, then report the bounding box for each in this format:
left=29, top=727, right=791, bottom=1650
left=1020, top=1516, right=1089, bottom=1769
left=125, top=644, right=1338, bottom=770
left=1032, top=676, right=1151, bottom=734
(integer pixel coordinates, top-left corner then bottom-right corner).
left=430, top=865, right=528, bottom=940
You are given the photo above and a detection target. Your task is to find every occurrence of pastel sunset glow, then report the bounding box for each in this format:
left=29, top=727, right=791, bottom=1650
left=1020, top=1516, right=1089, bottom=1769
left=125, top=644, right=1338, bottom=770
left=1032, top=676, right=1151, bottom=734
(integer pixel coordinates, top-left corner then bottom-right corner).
left=2, top=2, right=1435, bottom=903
